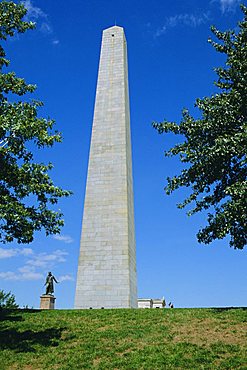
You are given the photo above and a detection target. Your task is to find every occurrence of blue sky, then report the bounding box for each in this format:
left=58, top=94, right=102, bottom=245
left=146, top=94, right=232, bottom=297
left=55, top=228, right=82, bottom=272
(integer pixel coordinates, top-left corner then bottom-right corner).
left=1, top=0, right=246, bottom=309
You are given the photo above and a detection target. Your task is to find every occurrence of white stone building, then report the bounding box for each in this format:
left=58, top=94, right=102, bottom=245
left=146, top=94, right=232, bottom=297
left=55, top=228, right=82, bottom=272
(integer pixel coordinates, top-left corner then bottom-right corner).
left=138, top=298, right=166, bottom=309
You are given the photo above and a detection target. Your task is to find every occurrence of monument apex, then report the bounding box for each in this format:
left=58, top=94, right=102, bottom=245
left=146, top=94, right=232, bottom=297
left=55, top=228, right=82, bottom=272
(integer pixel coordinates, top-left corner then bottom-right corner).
left=74, top=26, right=137, bottom=309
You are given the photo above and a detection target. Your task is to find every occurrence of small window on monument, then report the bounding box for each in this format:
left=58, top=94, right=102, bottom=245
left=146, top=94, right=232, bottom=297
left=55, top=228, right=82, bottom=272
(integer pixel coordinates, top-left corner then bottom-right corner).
left=112, top=34, right=114, bottom=37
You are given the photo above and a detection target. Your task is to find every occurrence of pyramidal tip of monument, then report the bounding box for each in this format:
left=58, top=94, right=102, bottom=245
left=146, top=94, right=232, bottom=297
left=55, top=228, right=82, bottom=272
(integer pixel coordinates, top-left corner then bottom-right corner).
left=104, top=25, right=124, bottom=32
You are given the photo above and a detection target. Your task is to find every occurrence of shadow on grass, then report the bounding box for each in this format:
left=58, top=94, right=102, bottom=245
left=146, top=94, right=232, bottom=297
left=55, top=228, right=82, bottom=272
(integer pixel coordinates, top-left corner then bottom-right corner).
left=0, top=309, right=40, bottom=322
left=212, top=307, right=247, bottom=313
left=0, top=309, right=66, bottom=352
left=0, top=326, right=65, bottom=352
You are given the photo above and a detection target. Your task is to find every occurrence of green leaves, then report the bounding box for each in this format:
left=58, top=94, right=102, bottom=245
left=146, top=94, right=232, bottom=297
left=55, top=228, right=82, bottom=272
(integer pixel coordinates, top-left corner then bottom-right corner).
left=0, top=1, right=72, bottom=244
left=0, top=290, right=18, bottom=309
left=0, top=2, right=34, bottom=41
left=153, top=5, right=247, bottom=249
left=0, top=72, right=36, bottom=96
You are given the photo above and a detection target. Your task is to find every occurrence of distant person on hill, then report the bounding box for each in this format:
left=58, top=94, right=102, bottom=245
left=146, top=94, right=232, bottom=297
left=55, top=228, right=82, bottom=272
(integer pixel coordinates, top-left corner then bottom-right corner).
left=168, top=302, right=174, bottom=308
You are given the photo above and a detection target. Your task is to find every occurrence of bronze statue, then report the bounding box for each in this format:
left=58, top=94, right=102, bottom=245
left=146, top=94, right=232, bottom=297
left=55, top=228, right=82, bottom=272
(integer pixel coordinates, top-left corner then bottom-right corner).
left=44, top=272, right=59, bottom=295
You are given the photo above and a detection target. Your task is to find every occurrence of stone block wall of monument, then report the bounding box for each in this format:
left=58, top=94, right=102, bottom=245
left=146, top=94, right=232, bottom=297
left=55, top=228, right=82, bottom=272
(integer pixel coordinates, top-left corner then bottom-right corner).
left=74, top=26, right=137, bottom=309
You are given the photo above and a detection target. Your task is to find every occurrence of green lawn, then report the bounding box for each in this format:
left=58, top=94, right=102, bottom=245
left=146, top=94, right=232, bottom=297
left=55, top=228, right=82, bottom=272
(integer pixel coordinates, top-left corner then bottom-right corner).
left=0, top=308, right=246, bottom=369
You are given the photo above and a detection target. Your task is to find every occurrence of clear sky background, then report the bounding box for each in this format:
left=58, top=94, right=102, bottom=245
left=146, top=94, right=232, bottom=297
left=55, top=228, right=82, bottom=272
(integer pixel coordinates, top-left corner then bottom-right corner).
left=1, top=0, right=246, bottom=309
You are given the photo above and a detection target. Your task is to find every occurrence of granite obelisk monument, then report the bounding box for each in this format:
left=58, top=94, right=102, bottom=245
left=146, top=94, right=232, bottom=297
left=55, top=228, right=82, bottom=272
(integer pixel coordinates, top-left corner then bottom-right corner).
left=75, top=26, right=137, bottom=309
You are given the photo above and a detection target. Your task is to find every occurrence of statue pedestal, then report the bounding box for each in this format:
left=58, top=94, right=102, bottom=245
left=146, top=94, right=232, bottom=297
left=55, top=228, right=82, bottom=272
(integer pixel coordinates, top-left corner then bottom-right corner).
left=40, top=294, right=56, bottom=310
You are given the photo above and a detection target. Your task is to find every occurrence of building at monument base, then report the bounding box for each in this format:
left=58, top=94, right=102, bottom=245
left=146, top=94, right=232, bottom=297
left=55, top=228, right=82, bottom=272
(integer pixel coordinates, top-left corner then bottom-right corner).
left=137, top=298, right=166, bottom=309
left=152, top=298, right=166, bottom=308
left=137, top=298, right=153, bottom=309
left=74, top=25, right=137, bottom=309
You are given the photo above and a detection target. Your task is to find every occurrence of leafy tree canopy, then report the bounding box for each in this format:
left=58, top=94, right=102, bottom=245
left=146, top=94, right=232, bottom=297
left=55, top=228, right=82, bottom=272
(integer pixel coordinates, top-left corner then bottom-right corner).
left=153, top=5, right=247, bottom=249
left=0, top=289, right=18, bottom=309
left=0, top=1, right=71, bottom=244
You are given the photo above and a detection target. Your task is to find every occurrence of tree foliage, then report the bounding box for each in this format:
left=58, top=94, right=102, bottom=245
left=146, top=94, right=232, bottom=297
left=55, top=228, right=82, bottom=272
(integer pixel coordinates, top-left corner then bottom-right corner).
left=0, top=1, right=71, bottom=244
left=153, top=5, right=247, bottom=249
left=0, top=289, right=18, bottom=309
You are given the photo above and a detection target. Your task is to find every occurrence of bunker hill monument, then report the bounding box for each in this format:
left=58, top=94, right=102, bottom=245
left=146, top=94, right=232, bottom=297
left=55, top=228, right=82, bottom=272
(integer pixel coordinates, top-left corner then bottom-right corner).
left=74, top=26, right=137, bottom=308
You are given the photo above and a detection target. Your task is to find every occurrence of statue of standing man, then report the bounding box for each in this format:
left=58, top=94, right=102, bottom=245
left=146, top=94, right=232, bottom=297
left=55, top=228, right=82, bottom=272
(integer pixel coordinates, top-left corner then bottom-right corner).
left=44, top=272, right=59, bottom=295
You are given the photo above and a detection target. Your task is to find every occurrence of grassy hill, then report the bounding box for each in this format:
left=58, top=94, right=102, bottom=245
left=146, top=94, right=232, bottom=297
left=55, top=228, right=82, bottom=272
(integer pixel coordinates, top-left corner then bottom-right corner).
left=0, top=307, right=246, bottom=369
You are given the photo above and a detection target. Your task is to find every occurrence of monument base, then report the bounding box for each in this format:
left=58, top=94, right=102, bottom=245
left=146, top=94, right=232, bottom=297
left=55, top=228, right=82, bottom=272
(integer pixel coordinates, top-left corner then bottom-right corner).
left=40, top=294, right=56, bottom=310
